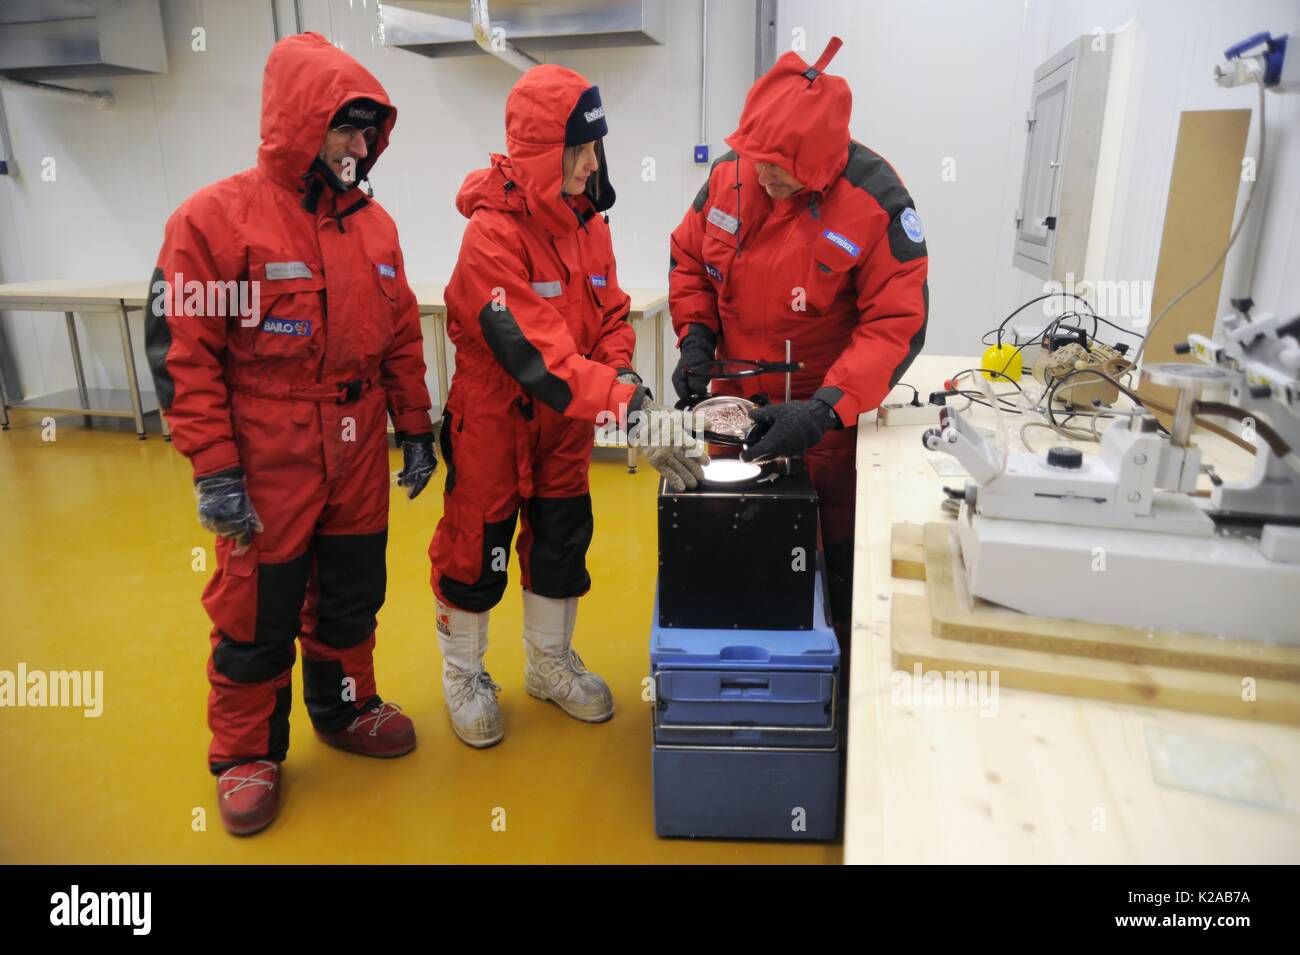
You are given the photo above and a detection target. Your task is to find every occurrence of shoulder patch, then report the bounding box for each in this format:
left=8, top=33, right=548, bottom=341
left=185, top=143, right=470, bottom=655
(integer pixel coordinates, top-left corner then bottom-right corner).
left=842, top=142, right=927, bottom=263
left=899, top=208, right=924, bottom=243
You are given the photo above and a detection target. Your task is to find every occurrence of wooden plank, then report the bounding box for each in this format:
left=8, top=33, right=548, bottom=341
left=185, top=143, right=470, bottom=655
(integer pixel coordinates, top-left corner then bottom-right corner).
left=1137, top=109, right=1251, bottom=426
left=890, top=523, right=927, bottom=580
left=921, top=522, right=1300, bottom=682
left=892, top=594, right=1300, bottom=725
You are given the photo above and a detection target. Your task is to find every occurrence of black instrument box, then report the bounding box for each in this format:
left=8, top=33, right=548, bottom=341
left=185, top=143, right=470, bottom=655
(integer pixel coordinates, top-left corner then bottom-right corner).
left=657, top=462, right=819, bottom=630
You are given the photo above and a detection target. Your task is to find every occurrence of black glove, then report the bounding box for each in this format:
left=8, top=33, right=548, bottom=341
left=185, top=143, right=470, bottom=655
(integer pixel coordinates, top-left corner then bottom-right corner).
left=741, top=398, right=838, bottom=464
left=671, top=325, right=717, bottom=402
left=195, top=468, right=263, bottom=553
left=397, top=433, right=437, bottom=499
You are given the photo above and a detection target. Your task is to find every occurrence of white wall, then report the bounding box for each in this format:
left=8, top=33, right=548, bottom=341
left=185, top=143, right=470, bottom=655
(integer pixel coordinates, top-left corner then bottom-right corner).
left=6, top=0, right=1299, bottom=411
left=777, top=0, right=1300, bottom=360
left=0, top=0, right=755, bottom=406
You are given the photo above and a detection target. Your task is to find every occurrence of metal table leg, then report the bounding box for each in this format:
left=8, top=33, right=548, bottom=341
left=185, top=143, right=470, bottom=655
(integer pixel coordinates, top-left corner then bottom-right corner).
left=116, top=304, right=147, bottom=439
left=65, top=311, right=92, bottom=428
left=654, top=305, right=665, bottom=405
left=0, top=356, right=9, bottom=430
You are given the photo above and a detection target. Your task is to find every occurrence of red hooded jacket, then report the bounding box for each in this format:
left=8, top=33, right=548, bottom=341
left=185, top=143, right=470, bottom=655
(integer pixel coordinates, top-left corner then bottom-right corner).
left=146, top=32, right=432, bottom=479
left=669, top=38, right=928, bottom=423
left=443, top=65, right=639, bottom=422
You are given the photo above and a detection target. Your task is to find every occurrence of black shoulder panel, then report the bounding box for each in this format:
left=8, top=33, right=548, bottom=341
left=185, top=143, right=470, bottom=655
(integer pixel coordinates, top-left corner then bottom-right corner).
left=692, top=149, right=740, bottom=213
left=841, top=142, right=927, bottom=263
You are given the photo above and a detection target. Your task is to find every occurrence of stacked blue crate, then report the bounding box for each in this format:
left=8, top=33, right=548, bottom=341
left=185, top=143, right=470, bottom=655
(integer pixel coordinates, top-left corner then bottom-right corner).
left=649, top=571, right=842, bottom=840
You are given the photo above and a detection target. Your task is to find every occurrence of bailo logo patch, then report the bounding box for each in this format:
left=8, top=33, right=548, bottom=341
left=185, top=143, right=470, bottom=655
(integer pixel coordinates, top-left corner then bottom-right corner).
left=821, top=230, right=861, bottom=257
left=261, top=317, right=311, bottom=337
left=377, top=263, right=396, bottom=279
left=590, top=274, right=607, bottom=288
left=705, top=264, right=724, bottom=282
left=584, top=106, right=606, bottom=123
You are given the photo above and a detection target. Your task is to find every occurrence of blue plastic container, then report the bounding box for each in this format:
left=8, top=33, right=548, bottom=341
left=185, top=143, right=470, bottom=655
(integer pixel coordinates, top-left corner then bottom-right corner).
left=650, top=572, right=842, bottom=840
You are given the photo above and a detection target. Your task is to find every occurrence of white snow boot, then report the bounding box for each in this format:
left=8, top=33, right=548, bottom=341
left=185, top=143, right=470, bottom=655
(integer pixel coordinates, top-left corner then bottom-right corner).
left=435, top=599, right=504, bottom=747
left=521, top=591, right=614, bottom=722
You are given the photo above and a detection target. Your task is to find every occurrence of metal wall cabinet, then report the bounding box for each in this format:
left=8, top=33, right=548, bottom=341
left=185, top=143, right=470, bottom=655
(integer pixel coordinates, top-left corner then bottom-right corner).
left=1014, top=35, right=1113, bottom=280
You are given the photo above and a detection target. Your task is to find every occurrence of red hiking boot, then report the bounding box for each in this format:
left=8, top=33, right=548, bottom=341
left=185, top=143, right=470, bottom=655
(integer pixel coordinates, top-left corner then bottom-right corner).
left=216, top=760, right=281, bottom=836
left=315, top=701, right=417, bottom=758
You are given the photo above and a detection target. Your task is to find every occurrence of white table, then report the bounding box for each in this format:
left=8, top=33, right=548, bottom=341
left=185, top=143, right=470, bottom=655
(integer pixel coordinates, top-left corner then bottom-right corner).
left=2, top=280, right=671, bottom=467
left=0, top=280, right=161, bottom=439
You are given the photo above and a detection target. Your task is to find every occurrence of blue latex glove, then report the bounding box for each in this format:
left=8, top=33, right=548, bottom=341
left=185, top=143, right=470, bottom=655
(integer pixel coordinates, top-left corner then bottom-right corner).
left=195, top=468, right=263, bottom=554
left=397, top=434, right=437, bottom=499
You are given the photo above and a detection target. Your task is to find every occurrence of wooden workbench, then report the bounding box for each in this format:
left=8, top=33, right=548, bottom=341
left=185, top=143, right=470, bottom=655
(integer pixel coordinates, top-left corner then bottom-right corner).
left=844, top=354, right=1300, bottom=863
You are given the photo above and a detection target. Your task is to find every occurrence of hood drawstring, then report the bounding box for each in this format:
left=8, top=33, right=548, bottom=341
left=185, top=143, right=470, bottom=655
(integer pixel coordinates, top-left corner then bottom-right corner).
left=734, top=153, right=743, bottom=257
left=808, top=191, right=822, bottom=220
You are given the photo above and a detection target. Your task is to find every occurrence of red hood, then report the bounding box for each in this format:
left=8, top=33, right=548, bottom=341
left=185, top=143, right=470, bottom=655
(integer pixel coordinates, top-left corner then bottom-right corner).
left=455, top=154, right=527, bottom=219
left=257, top=32, right=397, bottom=190
left=478, top=63, right=597, bottom=235
left=725, top=37, right=851, bottom=194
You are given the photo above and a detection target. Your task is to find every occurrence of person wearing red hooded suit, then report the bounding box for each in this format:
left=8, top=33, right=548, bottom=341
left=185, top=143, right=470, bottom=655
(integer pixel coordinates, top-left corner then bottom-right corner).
left=429, top=65, right=705, bottom=748
left=668, top=37, right=928, bottom=657
left=145, top=33, right=436, bottom=835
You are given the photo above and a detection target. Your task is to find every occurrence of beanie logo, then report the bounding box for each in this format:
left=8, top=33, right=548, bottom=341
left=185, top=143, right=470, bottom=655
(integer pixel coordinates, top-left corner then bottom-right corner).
left=900, top=208, right=925, bottom=243
left=821, top=230, right=860, bottom=257
left=584, top=106, right=606, bottom=123
left=348, top=107, right=378, bottom=122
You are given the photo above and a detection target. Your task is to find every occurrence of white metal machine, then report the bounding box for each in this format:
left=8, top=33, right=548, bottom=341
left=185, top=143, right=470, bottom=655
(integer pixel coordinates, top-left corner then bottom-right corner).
left=924, top=302, right=1300, bottom=644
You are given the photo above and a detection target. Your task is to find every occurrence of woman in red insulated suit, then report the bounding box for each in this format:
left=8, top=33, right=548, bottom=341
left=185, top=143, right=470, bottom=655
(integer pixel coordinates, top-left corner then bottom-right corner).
left=429, top=65, right=703, bottom=748
left=669, top=37, right=929, bottom=657
left=145, top=33, right=436, bottom=835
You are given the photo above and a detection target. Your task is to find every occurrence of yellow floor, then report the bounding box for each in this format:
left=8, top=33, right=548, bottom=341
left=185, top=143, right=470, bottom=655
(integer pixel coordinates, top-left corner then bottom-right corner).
left=0, top=410, right=841, bottom=863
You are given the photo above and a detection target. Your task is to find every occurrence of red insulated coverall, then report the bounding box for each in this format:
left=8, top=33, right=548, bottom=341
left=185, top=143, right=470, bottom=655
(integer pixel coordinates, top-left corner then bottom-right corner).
left=668, top=38, right=929, bottom=627
left=430, top=64, right=639, bottom=613
left=145, top=33, right=433, bottom=773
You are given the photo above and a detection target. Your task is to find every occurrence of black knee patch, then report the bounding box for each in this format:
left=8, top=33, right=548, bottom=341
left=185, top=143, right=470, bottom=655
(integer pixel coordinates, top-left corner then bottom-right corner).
left=439, top=511, right=518, bottom=613
left=212, top=634, right=296, bottom=684
left=526, top=494, right=593, bottom=598
left=313, top=529, right=388, bottom=648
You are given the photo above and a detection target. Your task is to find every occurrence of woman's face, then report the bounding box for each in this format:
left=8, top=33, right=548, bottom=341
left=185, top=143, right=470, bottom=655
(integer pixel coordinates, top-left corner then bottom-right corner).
left=562, top=141, right=600, bottom=195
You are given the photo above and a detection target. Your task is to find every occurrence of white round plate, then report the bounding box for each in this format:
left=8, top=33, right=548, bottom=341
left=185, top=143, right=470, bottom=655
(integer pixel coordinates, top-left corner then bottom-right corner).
left=700, top=459, right=762, bottom=484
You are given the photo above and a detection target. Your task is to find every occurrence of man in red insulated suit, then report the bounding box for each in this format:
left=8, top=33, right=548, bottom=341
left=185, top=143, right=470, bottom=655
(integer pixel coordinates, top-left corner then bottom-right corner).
left=145, top=33, right=436, bottom=835
left=429, top=64, right=704, bottom=747
left=669, top=37, right=928, bottom=651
